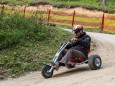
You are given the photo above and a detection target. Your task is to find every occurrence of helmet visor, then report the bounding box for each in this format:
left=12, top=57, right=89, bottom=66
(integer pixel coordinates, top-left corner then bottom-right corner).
left=74, top=30, right=81, bottom=34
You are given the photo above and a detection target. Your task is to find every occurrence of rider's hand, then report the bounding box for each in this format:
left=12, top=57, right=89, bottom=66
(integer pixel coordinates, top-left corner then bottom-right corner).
left=71, top=38, right=78, bottom=43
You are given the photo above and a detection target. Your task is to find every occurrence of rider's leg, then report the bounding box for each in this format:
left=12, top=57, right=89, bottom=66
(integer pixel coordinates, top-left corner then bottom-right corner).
left=51, top=49, right=85, bottom=70
left=50, top=50, right=67, bottom=70
left=59, top=49, right=85, bottom=65
left=56, top=49, right=67, bottom=61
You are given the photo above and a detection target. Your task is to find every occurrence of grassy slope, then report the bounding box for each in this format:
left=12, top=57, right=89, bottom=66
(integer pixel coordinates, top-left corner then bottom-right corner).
left=0, top=27, right=73, bottom=79
left=0, top=28, right=72, bottom=77
left=0, top=0, right=115, bottom=13
left=1, top=0, right=115, bottom=33
left=0, top=12, right=73, bottom=79
left=0, top=0, right=114, bottom=79
left=2, top=8, right=115, bottom=33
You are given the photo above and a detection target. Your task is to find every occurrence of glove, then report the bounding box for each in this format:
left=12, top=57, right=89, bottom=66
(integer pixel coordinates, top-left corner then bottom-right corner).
left=71, top=38, right=78, bottom=43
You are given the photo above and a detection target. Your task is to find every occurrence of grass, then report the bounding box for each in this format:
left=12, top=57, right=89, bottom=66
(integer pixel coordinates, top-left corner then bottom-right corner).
left=1, top=5, right=115, bottom=33
left=0, top=0, right=34, bottom=5
left=49, top=13, right=115, bottom=33
left=0, top=28, right=73, bottom=79
left=0, top=0, right=115, bottom=13
left=50, top=14, right=101, bottom=23
left=0, top=9, right=101, bottom=80
left=0, top=0, right=115, bottom=80
left=0, top=11, right=73, bottom=79
left=50, top=0, right=115, bottom=13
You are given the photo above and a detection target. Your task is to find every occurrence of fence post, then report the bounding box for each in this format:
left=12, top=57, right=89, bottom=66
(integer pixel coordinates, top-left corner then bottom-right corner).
left=72, top=10, right=75, bottom=26
left=47, top=9, right=51, bottom=24
left=23, top=6, right=26, bottom=18
left=101, top=13, right=105, bottom=32
left=1, top=4, right=5, bottom=14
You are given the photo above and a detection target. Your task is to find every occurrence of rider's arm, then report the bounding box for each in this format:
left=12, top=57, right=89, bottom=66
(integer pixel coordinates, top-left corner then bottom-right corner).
left=65, top=43, right=72, bottom=49
left=77, top=36, right=91, bottom=47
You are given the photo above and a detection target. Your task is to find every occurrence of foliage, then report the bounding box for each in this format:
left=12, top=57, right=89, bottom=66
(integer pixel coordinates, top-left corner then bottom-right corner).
left=0, top=0, right=115, bottom=13
left=0, top=12, right=50, bottom=50
left=0, top=11, right=73, bottom=79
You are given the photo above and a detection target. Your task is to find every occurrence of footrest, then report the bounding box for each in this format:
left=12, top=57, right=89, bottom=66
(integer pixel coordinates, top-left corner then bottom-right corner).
left=43, top=62, right=52, bottom=66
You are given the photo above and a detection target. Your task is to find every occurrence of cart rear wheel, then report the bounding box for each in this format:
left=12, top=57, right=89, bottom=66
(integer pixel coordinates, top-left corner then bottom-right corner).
left=88, top=55, right=102, bottom=70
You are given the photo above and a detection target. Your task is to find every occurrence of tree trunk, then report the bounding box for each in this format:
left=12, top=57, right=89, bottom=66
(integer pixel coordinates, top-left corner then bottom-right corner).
left=102, top=0, right=106, bottom=6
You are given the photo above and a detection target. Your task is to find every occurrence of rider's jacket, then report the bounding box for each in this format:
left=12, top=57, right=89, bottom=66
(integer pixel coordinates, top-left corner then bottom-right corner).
left=66, top=32, right=91, bottom=57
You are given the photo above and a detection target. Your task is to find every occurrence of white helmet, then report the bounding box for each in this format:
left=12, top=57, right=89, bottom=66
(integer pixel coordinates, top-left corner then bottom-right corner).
left=73, top=25, right=83, bottom=32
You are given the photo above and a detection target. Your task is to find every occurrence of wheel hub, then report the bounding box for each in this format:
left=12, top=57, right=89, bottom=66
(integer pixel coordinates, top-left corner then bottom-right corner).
left=95, top=58, right=101, bottom=67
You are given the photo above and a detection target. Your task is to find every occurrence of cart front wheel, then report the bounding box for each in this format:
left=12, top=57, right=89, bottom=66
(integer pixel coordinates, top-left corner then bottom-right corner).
left=41, top=65, right=53, bottom=78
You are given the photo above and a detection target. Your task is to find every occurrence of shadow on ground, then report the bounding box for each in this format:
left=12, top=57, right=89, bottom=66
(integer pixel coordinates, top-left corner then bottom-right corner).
left=53, top=66, right=89, bottom=78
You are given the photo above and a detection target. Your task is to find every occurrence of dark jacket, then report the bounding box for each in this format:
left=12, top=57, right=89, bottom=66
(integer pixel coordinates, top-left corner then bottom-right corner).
left=66, top=32, right=91, bottom=57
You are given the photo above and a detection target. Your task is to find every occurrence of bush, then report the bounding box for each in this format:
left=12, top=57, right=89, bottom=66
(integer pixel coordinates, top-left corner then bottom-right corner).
left=0, top=12, right=50, bottom=50
left=0, top=10, right=73, bottom=79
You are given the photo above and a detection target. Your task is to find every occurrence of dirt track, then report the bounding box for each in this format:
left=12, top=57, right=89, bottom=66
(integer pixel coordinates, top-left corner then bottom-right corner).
left=0, top=30, right=115, bottom=86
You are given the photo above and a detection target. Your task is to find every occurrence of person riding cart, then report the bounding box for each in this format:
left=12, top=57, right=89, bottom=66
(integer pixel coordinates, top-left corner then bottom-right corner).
left=51, top=25, right=91, bottom=70
left=42, top=25, right=102, bottom=78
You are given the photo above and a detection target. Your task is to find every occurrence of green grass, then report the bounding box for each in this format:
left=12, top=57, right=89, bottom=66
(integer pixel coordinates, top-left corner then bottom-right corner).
left=0, top=0, right=115, bottom=13
left=0, top=0, right=35, bottom=5
left=2, top=5, right=115, bottom=33
left=0, top=12, right=73, bottom=79
left=2, top=9, right=101, bottom=29
left=0, top=10, right=99, bottom=79
left=49, top=0, right=115, bottom=13
left=0, top=28, right=73, bottom=79
left=0, top=11, right=47, bottom=50
left=0, top=0, right=114, bottom=79
left=50, top=14, right=101, bottom=23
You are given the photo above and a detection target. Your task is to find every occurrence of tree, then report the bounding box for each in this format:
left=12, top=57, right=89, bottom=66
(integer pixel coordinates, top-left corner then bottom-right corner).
left=102, top=0, right=106, bottom=6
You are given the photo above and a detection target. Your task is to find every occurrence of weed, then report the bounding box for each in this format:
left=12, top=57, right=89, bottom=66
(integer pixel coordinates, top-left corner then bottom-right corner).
left=0, top=11, right=73, bottom=79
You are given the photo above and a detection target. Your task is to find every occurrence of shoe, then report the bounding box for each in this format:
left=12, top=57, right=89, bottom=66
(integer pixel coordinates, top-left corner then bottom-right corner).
left=50, top=61, right=59, bottom=70
left=67, top=61, right=76, bottom=66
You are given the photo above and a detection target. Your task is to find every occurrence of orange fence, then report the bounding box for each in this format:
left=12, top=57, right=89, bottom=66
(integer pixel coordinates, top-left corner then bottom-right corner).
left=0, top=4, right=115, bottom=33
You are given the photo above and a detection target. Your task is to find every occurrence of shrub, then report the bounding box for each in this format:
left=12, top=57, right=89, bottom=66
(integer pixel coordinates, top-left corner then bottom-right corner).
left=0, top=12, right=50, bottom=50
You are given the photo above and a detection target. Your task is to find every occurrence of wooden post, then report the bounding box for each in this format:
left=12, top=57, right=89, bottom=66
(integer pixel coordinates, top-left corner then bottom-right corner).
left=2, top=4, right=4, bottom=10
left=1, top=4, right=5, bottom=13
left=0, top=4, right=5, bottom=15
left=23, top=6, right=26, bottom=18
left=47, top=9, right=51, bottom=24
left=101, top=13, right=105, bottom=32
left=72, top=10, right=75, bottom=26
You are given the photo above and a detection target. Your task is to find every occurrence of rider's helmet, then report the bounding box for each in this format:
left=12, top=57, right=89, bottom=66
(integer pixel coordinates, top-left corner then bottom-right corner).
left=73, top=25, right=83, bottom=33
